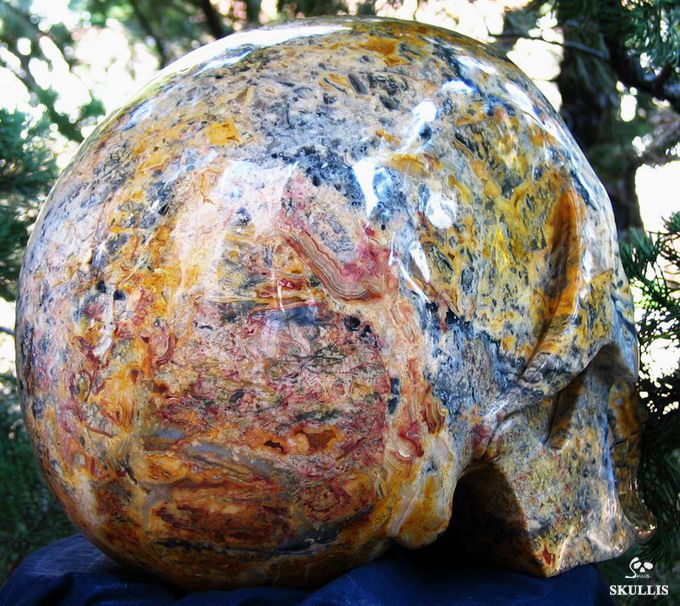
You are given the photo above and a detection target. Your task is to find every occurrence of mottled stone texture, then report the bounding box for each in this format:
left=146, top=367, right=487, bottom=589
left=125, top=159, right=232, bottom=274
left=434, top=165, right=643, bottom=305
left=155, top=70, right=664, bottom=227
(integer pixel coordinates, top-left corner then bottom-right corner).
left=16, top=17, right=653, bottom=589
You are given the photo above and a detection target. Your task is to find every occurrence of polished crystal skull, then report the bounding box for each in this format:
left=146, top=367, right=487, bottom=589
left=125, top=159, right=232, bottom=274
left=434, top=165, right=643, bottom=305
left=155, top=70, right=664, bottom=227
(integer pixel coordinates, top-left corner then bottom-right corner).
left=16, top=17, right=653, bottom=589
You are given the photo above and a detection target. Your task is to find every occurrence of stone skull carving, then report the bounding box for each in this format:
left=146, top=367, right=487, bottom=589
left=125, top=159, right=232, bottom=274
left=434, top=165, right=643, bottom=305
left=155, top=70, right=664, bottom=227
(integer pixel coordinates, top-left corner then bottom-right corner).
left=16, top=17, right=653, bottom=589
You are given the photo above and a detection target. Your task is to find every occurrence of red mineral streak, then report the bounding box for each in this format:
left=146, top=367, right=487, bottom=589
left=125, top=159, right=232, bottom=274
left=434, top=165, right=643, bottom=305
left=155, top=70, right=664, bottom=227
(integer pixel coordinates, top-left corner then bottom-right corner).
left=542, top=547, right=554, bottom=566
left=286, top=230, right=389, bottom=301
left=399, top=421, right=424, bottom=458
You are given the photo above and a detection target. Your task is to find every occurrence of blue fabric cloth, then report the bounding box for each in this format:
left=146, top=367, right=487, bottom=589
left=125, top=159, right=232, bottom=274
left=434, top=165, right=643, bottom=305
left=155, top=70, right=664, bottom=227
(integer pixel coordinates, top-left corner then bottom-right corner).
left=1, top=534, right=613, bottom=606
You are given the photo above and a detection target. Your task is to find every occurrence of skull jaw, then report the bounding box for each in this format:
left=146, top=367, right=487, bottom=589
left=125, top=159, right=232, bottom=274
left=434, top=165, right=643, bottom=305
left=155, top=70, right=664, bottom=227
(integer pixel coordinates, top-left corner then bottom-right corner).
left=412, top=352, right=653, bottom=578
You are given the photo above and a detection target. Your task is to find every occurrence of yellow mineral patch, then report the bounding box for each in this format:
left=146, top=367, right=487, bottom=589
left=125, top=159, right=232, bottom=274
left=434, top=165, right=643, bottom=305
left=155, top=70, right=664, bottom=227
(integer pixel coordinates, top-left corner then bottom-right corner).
left=206, top=119, right=240, bottom=145
left=447, top=175, right=473, bottom=204
left=141, top=149, right=168, bottom=171
left=376, top=128, right=400, bottom=146
left=389, top=153, right=441, bottom=178
left=389, top=153, right=428, bottom=177
left=359, top=36, right=406, bottom=66
left=484, top=178, right=502, bottom=200
left=325, top=72, right=349, bottom=91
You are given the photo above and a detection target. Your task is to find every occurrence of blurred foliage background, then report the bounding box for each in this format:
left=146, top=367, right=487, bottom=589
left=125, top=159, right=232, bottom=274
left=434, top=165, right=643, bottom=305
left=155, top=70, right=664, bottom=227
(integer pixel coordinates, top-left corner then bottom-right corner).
left=0, top=0, right=678, bottom=600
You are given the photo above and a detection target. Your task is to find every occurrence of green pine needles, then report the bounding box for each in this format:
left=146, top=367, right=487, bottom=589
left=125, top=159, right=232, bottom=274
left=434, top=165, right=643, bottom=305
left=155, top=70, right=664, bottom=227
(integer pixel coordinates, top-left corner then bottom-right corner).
left=620, top=215, right=680, bottom=570
left=0, top=109, right=58, bottom=301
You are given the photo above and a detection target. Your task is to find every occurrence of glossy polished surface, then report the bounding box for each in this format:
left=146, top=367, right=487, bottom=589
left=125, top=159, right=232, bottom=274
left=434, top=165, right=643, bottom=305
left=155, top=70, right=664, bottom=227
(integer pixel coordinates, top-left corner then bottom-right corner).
left=17, top=17, right=652, bottom=589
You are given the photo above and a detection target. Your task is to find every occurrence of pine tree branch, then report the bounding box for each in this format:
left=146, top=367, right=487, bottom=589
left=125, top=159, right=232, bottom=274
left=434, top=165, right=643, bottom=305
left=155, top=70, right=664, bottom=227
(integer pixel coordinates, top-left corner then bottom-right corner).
left=166, top=0, right=195, bottom=18
left=605, top=39, right=680, bottom=114
left=0, top=326, right=14, bottom=337
left=492, top=30, right=609, bottom=61
left=594, top=0, right=680, bottom=114
left=128, top=0, right=169, bottom=68
left=0, top=38, right=83, bottom=142
left=245, top=0, right=261, bottom=25
left=195, top=0, right=229, bottom=39
left=637, top=113, right=680, bottom=168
